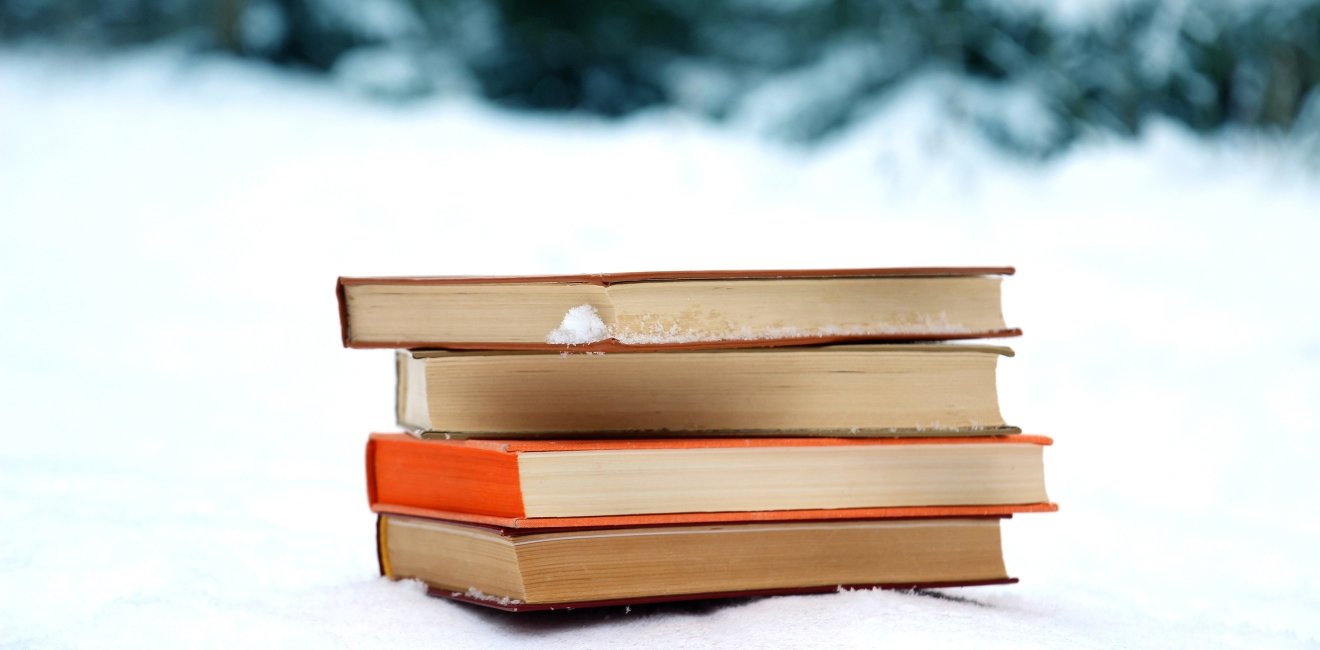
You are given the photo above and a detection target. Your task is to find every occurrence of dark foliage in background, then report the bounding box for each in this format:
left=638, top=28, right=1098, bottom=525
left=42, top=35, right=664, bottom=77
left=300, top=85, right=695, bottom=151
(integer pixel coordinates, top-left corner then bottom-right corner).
left=3, top=0, right=1317, bottom=155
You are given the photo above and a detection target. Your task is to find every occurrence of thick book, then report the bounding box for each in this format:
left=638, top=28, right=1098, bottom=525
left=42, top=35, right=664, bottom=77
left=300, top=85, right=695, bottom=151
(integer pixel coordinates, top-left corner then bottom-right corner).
left=396, top=343, right=1016, bottom=438
left=377, top=514, right=1018, bottom=611
left=366, top=433, right=1054, bottom=522
left=338, top=267, right=1019, bottom=351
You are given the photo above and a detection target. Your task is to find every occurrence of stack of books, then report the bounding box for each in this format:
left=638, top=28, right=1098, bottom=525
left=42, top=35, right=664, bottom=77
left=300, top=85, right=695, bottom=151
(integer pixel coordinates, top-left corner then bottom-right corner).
left=338, top=267, right=1054, bottom=611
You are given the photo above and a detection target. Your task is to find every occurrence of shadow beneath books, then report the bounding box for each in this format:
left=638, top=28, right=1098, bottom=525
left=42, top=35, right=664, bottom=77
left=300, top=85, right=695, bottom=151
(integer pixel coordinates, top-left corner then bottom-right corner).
left=906, top=588, right=992, bottom=608
left=458, top=597, right=744, bottom=634
left=448, top=588, right=991, bottom=632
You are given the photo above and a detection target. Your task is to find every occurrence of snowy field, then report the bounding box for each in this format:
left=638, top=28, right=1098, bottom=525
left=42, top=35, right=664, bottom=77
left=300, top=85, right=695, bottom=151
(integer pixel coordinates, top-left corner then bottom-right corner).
left=3, top=47, right=1319, bottom=648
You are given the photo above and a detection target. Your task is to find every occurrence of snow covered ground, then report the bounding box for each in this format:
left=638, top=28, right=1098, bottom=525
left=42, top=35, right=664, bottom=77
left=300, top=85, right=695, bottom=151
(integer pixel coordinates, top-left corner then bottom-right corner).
left=2, top=47, right=1319, bottom=648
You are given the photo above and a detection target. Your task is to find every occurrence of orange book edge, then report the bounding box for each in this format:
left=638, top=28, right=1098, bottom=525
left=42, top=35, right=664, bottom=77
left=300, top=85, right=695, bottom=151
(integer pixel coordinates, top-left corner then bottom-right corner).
left=373, top=432, right=1053, bottom=453
left=371, top=502, right=1059, bottom=530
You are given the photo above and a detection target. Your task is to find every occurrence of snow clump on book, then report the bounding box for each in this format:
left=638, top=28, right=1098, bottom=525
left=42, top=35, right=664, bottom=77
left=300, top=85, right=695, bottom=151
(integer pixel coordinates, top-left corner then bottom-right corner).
left=545, top=304, right=610, bottom=344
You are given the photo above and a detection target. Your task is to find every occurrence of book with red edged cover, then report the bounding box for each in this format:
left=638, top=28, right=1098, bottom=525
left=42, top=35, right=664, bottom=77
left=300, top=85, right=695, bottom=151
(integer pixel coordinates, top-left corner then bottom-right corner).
left=338, top=266, right=1020, bottom=351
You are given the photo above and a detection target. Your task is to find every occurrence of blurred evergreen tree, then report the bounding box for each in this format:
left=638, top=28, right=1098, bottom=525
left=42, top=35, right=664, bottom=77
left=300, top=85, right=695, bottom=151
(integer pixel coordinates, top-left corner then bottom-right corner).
left=468, top=0, right=692, bottom=115
left=1, top=0, right=1317, bottom=153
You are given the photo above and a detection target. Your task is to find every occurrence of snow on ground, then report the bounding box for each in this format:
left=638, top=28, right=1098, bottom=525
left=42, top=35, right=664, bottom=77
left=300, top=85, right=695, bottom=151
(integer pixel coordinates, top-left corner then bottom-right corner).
left=2, top=46, right=1319, bottom=648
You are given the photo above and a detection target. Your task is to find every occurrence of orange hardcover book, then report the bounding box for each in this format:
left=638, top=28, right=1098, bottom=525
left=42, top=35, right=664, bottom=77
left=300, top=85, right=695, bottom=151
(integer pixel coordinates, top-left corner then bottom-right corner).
left=337, top=267, right=1020, bottom=350
left=365, top=433, right=1055, bottom=527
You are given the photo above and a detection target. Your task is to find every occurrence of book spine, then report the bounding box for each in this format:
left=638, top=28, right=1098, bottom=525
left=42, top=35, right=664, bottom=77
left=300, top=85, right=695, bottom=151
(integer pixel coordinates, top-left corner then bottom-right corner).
left=336, top=277, right=352, bottom=348
left=377, top=514, right=391, bottom=578
left=368, top=434, right=527, bottom=518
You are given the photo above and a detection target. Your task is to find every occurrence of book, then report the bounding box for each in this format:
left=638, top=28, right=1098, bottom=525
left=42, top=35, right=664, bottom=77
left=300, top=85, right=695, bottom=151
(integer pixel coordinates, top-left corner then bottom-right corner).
left=338, top=267, right=1019, bottom=350
left=396, top=343, right=1016, bottom=437
left=366, top=433, right=1054, bottom=521
left=377, top=514, right=1018, bottom=610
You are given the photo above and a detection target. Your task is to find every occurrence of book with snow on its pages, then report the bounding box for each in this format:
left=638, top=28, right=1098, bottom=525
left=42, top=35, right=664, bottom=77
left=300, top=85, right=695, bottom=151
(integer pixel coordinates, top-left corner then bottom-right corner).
left=337, top=267, right=1019, bottom=351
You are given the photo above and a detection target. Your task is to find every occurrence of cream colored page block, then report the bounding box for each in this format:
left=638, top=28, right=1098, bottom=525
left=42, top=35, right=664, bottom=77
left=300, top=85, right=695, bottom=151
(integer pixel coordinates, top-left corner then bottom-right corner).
left=515, top=519, right=1006, bottom=603
left=346, top=283, right=610, bottom=343
left=425, top=349, right=1004, bottom=433
left=517, top=444, right=1046, bottom=517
